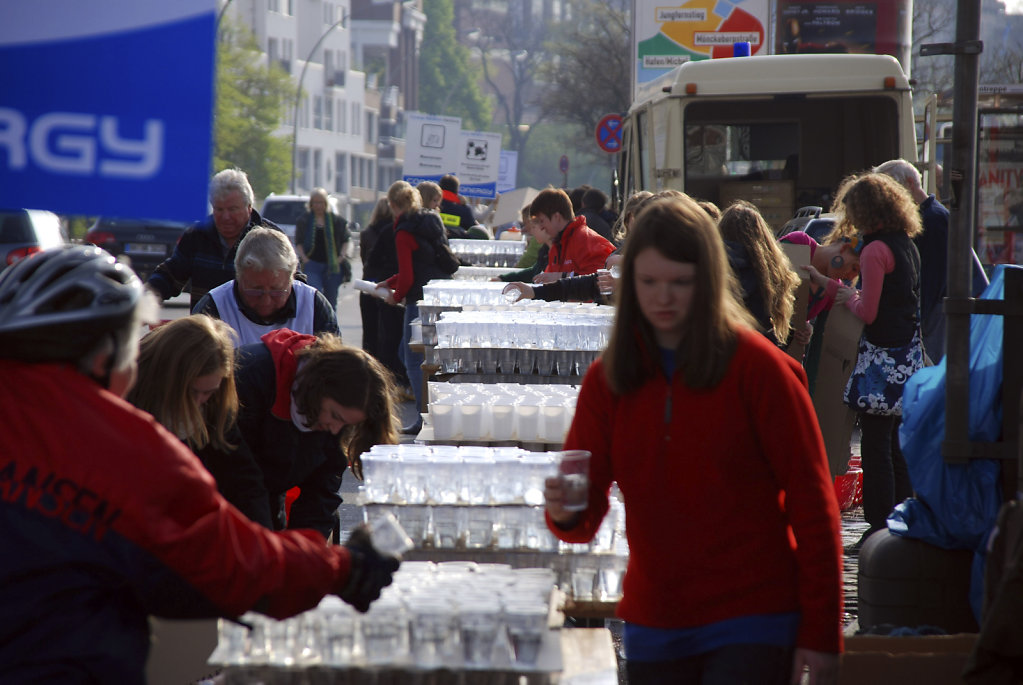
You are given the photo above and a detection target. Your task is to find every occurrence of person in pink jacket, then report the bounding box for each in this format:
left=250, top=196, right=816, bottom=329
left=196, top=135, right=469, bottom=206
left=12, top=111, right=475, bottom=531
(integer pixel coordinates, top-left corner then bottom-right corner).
left=544, top=195, right=843, bottom=685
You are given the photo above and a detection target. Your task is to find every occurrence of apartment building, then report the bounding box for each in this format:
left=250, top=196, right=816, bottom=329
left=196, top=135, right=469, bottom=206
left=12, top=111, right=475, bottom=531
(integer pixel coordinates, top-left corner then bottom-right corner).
left=222, top=0, right=422, bottom=214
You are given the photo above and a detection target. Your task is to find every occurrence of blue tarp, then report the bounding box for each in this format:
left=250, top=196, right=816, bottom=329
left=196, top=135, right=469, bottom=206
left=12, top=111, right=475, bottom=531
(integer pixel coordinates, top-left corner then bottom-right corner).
left=890, top=264, right=1019, bottom=619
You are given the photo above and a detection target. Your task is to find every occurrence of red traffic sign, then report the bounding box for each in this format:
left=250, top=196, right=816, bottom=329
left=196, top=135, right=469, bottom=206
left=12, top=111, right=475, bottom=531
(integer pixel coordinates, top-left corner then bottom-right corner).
left=559, top=155, right=569, bottom=173
left=595, top=113, right=623, bottom=153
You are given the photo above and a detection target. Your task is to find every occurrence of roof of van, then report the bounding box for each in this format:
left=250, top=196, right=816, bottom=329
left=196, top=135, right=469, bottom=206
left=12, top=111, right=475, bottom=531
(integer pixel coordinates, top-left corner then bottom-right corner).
left=631, top=53, right=910, bottom=111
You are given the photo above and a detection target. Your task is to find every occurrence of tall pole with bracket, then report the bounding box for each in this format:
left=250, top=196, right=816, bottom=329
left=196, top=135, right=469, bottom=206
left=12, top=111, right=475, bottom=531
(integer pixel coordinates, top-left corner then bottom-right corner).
left=291, top=12, right=348, bottom=194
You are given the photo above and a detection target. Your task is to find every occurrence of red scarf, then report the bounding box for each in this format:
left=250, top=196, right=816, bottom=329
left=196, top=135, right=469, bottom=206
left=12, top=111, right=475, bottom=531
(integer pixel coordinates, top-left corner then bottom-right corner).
left=442, top=189, right=460, bottom=204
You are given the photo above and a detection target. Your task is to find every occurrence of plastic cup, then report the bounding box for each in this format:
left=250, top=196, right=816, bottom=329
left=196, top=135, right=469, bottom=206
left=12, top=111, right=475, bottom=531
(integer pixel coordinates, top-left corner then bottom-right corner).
left=368, top=511, right=414, bottom=557
left=596, top=269, right=613, bottom=296
left=557, top=450, right=591, bottom=512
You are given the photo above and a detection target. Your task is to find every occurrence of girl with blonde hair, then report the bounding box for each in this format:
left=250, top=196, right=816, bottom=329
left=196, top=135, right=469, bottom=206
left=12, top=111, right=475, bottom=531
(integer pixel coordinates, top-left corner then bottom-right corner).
left=718, top=200, right=801, bottom=345
left=128, top=315, right=272, bottom=526
left=835, top=172, right=925, bottom=548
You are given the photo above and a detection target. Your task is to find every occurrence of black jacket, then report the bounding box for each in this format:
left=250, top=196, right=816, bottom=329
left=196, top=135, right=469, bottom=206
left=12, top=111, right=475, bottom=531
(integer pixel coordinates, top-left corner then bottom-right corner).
left=147, top=209, right=284, bottom=308
left=395, top=210, right=452, bottom=303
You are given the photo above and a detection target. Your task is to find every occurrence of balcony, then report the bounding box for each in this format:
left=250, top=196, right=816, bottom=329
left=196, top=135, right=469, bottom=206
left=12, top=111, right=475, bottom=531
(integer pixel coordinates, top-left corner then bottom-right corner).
left=325, top=71, right=345, bottom=88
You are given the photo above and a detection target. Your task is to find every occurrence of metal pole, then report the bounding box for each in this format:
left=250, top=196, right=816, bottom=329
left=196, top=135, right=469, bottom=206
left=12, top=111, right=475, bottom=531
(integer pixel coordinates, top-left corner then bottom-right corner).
left=291, top=13, right=348, bottom=195
left=944, top=0, right=982, bottom=462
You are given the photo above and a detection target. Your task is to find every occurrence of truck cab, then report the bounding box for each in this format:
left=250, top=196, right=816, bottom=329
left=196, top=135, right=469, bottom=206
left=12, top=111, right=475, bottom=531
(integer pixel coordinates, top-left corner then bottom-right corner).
left=620, top=53, right=917, bottom=233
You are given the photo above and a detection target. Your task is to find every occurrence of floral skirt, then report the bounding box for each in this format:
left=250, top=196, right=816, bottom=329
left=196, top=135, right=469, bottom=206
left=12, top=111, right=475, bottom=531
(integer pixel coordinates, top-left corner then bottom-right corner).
left=843, top=331, right=925, bottom=416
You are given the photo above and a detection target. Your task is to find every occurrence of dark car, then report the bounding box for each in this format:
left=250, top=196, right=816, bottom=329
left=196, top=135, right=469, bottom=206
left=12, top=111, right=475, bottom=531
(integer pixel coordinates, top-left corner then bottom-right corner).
left=0, top=209, right=67, bottom=266
left=803, top=216, right=836, bottom=244
left=85, top=218, right=191, bottom=281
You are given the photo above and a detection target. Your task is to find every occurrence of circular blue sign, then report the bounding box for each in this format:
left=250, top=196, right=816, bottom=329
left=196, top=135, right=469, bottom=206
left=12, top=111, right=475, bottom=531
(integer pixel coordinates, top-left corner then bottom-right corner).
left=595, top=114, right=623, bottom=153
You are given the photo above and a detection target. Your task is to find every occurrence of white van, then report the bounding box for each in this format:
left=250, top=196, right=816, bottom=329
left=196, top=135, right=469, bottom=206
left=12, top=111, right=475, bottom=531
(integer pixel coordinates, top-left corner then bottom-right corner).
left=260, top=193, right=341, bottom=244
left=619, top=53, right=918, bottom=232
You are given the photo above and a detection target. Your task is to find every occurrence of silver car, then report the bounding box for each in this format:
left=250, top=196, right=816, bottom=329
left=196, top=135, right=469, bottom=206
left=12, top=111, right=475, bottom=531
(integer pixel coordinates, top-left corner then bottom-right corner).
left=0, top=209, right=66, bottom=267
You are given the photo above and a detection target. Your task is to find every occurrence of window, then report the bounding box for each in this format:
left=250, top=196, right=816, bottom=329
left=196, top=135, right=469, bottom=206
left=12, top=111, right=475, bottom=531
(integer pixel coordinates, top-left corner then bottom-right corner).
left=297, top=148, right=309, bottom=189
left=339, top=99, right=347, bottom=133
left=269, top=0, right=280, bottom=12
left=325, top=99, right=334, bottom=131
left=268, top=37, right=278, bottom=64
left=300, top=95, right=309, bottom=129
left=314, top=149, right=323, bottom=187
left=350, top=156, right=358, bottom=188
left=352, top=103, right=361, bottom=136
left=365, top=111, right=376, bottom=143
left=314, top=96, right=323, bottom=130
left=335, top=152, right=346, bottom=194
left=284, top=0, right=293, bottom=15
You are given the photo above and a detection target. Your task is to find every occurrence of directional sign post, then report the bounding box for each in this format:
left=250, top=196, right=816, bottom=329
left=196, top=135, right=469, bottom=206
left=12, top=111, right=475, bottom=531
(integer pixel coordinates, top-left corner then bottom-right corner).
left=595, top=114, right=623, bottom=154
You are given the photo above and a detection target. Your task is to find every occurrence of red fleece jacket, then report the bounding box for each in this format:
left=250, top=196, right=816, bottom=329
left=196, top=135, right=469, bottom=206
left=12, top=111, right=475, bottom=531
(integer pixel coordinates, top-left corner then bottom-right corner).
left=548, top=328, right=844, bottom=654
left=264, top=328, right=318, bottom=420
left=545, top=215, right=615, bottom=276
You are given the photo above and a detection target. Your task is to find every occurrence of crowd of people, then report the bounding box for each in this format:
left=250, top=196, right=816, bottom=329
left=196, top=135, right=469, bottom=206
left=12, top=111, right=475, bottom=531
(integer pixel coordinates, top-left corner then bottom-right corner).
left=0, top=159, right=972, bottom=683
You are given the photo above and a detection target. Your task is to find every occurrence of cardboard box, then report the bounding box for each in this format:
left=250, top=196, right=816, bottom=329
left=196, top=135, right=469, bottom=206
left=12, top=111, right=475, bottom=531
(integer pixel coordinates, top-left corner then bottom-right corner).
left=840, top=634, right=977, bottom=685
left=813, top=305, right=863, bottom=477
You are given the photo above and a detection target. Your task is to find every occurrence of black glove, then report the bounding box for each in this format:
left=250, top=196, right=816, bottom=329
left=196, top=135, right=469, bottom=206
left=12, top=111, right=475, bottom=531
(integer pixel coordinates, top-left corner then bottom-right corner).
left=338, top=526, right=400, bottom=613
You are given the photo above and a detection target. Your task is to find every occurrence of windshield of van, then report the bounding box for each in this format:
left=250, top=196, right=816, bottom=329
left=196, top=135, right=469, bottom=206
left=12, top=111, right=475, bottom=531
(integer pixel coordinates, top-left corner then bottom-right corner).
left=262, top=200, right=308, bottom=225
left=684, top=95, right=899, bottom=211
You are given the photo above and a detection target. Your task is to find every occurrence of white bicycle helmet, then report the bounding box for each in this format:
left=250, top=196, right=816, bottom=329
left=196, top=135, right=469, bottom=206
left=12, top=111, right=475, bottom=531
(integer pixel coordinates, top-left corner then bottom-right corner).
left=0, top=245, right=142, bottom=362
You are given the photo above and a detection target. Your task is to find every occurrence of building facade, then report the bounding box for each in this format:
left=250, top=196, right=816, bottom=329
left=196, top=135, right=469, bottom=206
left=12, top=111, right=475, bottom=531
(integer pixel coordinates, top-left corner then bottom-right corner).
left=223, top=0, right=423, bottom=217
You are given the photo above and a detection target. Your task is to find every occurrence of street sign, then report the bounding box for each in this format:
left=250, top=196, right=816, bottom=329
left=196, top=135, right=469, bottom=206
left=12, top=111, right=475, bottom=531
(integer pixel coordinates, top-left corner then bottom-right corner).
left=559, top=155, right=569, bottom=173
left=595, top=114, right=623, bottom=154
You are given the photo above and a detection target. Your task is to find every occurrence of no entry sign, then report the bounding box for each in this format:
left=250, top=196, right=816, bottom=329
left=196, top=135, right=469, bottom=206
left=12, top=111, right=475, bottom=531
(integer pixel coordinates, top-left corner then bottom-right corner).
left=595, top=113, right=623, bottom=153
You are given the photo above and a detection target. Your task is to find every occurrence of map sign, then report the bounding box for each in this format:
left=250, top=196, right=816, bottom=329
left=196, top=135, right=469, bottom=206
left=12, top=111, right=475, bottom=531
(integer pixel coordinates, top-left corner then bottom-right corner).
left=632, top=0, right=768, bottom=100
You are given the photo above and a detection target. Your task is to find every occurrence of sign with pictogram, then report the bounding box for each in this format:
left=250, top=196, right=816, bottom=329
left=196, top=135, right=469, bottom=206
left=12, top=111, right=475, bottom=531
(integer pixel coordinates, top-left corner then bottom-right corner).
left=559, top=155, right=569, bottom=173
left=595, top=114, right=623, bottom=153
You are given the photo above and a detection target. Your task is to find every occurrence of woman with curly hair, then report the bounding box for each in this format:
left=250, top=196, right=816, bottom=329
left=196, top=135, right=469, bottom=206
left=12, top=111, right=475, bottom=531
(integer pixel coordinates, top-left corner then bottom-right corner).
left=128, top=315, right=272, bottom=526
left=835, top=172, right=925, bottom=548
left=718, top=200, right=801, bottom=346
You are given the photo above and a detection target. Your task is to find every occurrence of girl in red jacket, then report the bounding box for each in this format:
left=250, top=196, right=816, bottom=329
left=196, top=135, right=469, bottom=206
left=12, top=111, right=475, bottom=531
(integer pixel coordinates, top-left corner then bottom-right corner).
left=544, top=195, right=843, bottom=685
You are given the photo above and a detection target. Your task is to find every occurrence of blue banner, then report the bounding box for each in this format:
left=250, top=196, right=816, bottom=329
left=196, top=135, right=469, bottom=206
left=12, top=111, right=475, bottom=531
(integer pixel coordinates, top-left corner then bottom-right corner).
left=0, top=1, right=217, bottom=223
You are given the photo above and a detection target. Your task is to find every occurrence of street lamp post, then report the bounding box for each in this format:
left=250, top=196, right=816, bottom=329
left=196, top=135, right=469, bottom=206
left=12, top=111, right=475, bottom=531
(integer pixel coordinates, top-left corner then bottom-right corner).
left=291, top=13, right=349, bottom=194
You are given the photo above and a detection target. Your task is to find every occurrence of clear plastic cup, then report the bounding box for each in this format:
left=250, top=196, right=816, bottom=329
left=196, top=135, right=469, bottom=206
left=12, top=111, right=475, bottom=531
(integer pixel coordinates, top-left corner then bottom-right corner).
left=368, top=511, right=414, bottom=558
left=557, top=450, right=591, bottom=512
left=503, top=600, right=549, bottom=666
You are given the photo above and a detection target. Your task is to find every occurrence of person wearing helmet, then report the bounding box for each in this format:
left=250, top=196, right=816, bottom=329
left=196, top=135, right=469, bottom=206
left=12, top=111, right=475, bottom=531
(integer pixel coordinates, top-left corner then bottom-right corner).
left=0, top=245, right=399, bottom=682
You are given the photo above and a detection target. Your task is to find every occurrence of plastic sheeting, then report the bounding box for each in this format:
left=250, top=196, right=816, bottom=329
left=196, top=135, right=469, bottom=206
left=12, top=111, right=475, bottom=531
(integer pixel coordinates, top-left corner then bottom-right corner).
left=889, top=264, right=1018, bottom=619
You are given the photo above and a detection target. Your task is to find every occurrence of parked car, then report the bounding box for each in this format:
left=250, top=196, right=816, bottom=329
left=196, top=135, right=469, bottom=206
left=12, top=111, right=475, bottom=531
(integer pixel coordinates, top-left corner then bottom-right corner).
left=779, top=205, right=823, bottom=236
left=85, top=218, right=191, bottom=282
left=261, top=193, right=341, bottom=243
left=802, top=216, right=837, bottom=244
left=0, top=209, right=66, bottom=266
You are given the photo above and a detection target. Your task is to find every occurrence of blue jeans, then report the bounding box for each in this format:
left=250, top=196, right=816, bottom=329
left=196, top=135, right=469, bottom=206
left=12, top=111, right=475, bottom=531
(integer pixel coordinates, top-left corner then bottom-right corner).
left=626, top=644, right=794, bottom=685
left=303, top=259, right=341, bottom=311
left=400, top=301, right=425, bottom=412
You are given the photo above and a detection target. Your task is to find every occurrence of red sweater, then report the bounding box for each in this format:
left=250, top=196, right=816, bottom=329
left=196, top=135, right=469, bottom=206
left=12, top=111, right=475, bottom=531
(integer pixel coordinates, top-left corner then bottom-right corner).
left=549, top=328, right=843, bottom=653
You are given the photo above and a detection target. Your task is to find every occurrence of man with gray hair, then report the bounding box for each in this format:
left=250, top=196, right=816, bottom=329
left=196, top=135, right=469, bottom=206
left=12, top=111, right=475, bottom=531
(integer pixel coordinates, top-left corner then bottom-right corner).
left=874, top=158, right=987, bottom=361
left=193, top=227, right=338, bottom=346
left=148, top=167, right=287, bottom=308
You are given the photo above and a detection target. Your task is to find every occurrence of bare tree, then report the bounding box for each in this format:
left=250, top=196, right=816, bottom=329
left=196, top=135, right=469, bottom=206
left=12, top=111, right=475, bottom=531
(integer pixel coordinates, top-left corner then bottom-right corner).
left=461, top=2, right=551, bottom=156
left=538, top=0, right=631, bottom=150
